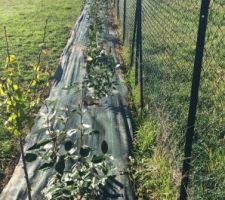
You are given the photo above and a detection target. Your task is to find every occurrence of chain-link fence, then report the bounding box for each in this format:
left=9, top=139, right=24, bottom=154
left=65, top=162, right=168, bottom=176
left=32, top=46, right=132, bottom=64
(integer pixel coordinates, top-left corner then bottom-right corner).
left=115, top=0, right=225, bottom=199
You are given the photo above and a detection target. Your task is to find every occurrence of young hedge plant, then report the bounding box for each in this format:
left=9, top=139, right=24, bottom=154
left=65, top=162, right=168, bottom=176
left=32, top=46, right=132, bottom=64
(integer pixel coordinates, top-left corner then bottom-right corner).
left=0, top=22, right=50, bottom=200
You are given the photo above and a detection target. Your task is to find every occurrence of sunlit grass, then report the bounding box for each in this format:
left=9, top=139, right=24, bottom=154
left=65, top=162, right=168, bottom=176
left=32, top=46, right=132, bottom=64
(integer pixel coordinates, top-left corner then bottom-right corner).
left=0, top=0, right=82, bottom=190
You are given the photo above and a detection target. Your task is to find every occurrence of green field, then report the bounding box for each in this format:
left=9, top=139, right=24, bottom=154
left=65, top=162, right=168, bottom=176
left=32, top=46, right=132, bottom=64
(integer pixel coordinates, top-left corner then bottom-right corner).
left=0, top=0, right=82, bottom=191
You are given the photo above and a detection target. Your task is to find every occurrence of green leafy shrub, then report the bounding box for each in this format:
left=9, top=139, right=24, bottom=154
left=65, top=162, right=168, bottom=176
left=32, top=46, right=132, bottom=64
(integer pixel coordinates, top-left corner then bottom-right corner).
left=24, top=1, right=118, bottom=199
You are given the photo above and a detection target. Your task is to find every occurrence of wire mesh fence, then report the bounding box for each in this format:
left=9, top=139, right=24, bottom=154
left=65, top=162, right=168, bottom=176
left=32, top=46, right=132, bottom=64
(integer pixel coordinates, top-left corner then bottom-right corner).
left=192, top=1, right=225, bottom=199
left=115, top=0, right=225, bottom=199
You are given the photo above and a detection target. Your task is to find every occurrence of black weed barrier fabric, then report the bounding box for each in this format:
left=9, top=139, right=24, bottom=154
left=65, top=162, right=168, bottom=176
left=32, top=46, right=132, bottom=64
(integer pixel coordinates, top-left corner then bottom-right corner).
left=0, top=1, right=134, bottom=199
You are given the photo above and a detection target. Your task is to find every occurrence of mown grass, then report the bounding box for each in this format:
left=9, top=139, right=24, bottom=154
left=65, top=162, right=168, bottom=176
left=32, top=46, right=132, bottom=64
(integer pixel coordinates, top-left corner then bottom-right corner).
left=123, top=0, right=225, bottom=199
left=0, top=0, right=82, bottom=191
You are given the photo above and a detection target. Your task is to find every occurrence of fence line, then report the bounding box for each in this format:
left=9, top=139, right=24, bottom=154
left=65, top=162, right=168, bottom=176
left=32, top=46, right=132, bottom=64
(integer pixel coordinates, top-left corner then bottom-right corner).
left=180, top=0, right=210, bottom=199
left=115, top=0, right=225, bottom=199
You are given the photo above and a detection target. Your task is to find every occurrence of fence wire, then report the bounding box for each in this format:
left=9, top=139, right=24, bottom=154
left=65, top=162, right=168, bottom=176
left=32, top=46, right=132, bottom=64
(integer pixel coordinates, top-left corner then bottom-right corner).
left=116, top=0, right=225, bottom=199
left=192, top=1, right=225, bottom=199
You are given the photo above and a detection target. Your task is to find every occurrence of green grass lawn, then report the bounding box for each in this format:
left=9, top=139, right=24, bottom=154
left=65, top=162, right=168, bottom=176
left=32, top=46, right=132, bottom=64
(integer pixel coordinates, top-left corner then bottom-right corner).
left=0, top=0, right=82, bottom=71
left=0, top=0, right=82, bottom=191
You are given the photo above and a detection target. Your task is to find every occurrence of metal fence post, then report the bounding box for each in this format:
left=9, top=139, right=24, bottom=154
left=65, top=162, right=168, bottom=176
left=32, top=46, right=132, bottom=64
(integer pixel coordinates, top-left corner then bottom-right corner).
left=134, top=0, right=144, bottom=111
left=137, top=0, right=144, bottom=111
left=130, top=1, right=138, bottom=67
left=135, top=0, right=141, bottom=85
left=179, top=0, right=210, bottom=199
left=123, top=0, right=127, bottom=43
left=117, top=0, right=119, bottom=20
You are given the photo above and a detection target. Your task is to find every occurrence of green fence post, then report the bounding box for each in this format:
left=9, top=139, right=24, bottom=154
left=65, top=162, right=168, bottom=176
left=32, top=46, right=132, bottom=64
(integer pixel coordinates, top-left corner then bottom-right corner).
left=180, top=0, right=210, bottom=199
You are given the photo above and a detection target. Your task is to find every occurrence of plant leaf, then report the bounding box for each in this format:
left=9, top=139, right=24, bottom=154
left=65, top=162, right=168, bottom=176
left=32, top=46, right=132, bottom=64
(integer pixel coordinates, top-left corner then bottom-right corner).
left=55, top=156, right=65, bottom=175
left=28, top=138, right=53, bottom=151
left=64, top=140, right=73, bottom=151
left=25, top=153, right=38, bottom=162
left=101, top=140, right=108, bottom=154
left=82, top=124, right=91, bottom=129
left=39, top=162, right=54, bottom=170
left=91, top=155, right=105, bottom=163
left=66, top=129, right=78, bottom=136
left=84, top=129, right=100, bottom=135
left=80, top=146, right=91, bottom=157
